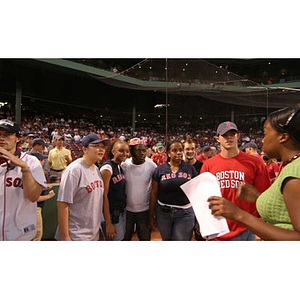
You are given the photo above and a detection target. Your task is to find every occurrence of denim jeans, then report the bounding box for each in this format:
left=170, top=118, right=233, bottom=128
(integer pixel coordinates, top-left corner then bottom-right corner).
left=227, top=229, right=256, bottom=241
left=102, top=211, right=126, bottom=241
left=155, top=203, right=195, bottom=241
left=123, top=210, right=150, bottom=241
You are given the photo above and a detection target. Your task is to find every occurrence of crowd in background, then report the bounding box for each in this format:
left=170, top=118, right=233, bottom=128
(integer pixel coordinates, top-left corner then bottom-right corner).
left=1, top=109, right=266, bottom=165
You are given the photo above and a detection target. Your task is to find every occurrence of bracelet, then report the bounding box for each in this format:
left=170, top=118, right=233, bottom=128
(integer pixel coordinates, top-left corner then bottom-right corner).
left=21, top=167, right=30, bottom=173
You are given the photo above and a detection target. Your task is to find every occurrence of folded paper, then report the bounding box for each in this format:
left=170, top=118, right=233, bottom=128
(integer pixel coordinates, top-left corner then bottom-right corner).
left=180, top=172, right=229, bottom=240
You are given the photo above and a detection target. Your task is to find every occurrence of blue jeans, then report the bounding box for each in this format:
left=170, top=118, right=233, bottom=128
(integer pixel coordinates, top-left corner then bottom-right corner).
left=102, top=211, right=126, bottom=241
left=227, top=229, right=256, bottom=241
left=124, top=210, right=150, bottom=241
left=209, top=229, right=256, bottom=241
left=155, top=203, right=195, bottom=241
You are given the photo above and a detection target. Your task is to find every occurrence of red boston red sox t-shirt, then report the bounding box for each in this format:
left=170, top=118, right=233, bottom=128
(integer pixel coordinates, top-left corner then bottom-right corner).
left=201, top=151, right=271, bottom=240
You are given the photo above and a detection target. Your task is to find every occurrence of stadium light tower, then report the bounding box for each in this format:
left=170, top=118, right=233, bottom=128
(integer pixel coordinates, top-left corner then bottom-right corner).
left=154, top=59, right=169, bottom=143
left=154, top=103, right=170, bottom=142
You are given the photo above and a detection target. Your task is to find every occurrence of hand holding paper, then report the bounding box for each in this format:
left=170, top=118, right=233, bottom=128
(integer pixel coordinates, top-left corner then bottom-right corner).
left=180, top=172, right=229, bottom=240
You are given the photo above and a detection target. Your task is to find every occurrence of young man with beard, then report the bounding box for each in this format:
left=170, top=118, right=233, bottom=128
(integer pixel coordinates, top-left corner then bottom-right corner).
left=122, top=138, right=157, bottom=240
left=183, top=135, right=203, bottom=174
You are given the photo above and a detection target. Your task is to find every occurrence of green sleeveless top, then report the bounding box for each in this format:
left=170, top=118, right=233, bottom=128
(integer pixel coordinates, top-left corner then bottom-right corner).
left=256, top=157, right=300, bottom=230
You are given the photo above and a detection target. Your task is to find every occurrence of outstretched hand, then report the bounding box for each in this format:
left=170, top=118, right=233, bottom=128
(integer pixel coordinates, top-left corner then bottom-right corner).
left=208, top=196, right=242, bottom=221
left=237, top=183, right=260, bottom=203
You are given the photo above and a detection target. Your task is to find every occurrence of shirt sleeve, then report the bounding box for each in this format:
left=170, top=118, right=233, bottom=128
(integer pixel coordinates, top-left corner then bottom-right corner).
left=57, top=167, right=80, bottom=203
left=100, top=164, right=113, bottom=174
left=254, top=160, right=271, bottom=193
left=25, top=155, right=48, bottom=189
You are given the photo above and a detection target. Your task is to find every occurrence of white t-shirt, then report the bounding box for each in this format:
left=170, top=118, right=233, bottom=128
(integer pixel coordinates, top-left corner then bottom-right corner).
left=0, top=152, right=47, bottom=241
left=121, top=157, right=157, bottom=212
left=55, top=158, right=104, bottom=241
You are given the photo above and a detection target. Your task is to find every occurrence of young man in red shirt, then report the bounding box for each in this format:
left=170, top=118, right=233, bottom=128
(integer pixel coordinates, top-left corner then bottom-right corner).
left=201, top=121, right=271, bottom=241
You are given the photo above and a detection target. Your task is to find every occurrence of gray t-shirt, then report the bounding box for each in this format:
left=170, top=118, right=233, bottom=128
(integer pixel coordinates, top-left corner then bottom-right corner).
left=55, top=158, right=104, bottom=241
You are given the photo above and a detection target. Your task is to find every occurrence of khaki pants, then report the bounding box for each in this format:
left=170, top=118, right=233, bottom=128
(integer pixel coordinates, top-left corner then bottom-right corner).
left=32, top=207, right=43, bottom=241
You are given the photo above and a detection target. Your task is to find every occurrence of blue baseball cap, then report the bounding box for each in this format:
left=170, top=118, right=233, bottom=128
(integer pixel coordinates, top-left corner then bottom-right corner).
left=81, top=134, right=110, bottom=147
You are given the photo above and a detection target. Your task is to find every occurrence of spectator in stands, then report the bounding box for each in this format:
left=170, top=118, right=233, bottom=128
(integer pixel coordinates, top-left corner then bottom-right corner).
left=30, top=138, right=50, bottom=181
left=48, top=135, right=72, bottom=178
left=209, top=104, right=300, bottom=240
left=29, top=152, right=56, bottom=241
left=50, top=128, right=59, bottom=142
left=47, top=137, right=56, bottom=153
left=21, top=133, right=35, bottom=152
left=196, top=145, right=212, bottom=163
left=100, top=139, right=129, bottom=241
left=149, top=140, right=198, bottom=240
left=64, top=131, right=73, bottom=144
left=261, top=151, right=280, bottom=183
left=201, top=121, right=271, bottom=241
left=0, top=119, right=47, bottom=240
left=152, top=142, right=167, bottom=166
left=242, top=141, right=261, bottom=158
left=73, top=131, right=81, bottom=144
left=55, top=134, right=109, bottom=241
left=122, top=138, right=157, bottom=241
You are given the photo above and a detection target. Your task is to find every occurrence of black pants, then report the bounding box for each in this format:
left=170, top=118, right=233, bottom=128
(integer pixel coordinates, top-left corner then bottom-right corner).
left=123, top=210, right=150, bottom=241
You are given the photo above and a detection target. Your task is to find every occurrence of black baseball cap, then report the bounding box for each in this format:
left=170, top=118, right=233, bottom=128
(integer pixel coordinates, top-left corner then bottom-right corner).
left=242, top=142, right=258, bottom=151
left=0, top=119, right=21, bottom=136
left=29, top=152, right=48, bottom=160
left=202, top=146, right=212, bottom=152
left=81, top=134, right=110, bottom=147
left=32, top=138, right=47, bottom=147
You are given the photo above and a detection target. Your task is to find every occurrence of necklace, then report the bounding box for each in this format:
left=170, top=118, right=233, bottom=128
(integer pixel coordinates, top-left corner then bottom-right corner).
left=283, top=153, right=300, bottom=166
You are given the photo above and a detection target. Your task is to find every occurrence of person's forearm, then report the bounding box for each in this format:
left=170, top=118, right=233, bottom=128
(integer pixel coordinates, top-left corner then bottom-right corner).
left=57, top=202, right=71, bottom=241
left=236, top=210, right=300, bottom=241
left=21, top=166, right=42, bottom=202
left=103, top=195, right=112, bottom=225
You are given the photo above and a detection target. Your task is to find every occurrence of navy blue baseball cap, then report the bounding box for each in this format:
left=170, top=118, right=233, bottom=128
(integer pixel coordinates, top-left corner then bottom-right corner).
left=81, top=134, right=110, bottom=147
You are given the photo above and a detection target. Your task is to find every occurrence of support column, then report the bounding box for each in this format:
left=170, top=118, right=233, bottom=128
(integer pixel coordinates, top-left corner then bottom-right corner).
left=231, top=106, right=234, bottom=123
left=131, top=106, right=136, bottom=135
left=15, top=77, right=22, bottom=123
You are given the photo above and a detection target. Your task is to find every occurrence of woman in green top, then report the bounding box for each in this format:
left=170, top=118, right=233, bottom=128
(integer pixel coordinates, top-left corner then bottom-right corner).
left=208, top=104, right=300, bottom=241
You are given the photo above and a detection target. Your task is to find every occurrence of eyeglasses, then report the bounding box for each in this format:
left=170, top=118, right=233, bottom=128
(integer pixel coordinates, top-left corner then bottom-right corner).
left=278, top=107, right=300, bottom=129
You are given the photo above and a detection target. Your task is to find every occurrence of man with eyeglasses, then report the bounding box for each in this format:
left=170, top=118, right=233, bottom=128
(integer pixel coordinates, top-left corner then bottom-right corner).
left=55, top=134, right=110, bottom=241
left=0, top=119, right=47, bottom=241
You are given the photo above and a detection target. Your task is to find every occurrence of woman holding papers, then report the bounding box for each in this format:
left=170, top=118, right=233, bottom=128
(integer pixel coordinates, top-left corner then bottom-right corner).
left=208, top=104, right=300, bottom=241
left=149, top=140, right=198, bottom=240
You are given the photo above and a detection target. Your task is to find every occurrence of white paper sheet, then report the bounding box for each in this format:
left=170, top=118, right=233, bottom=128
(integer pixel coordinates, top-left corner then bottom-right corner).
left=180, top=172, right=229, bottom=240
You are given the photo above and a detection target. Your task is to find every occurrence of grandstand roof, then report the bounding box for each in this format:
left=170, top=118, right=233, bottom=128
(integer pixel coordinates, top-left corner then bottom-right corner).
left=1, top=58, right=300, bottom=120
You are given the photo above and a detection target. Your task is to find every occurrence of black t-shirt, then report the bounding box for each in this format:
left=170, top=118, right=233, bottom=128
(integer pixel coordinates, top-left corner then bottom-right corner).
left=193, top=160, right=203, bottom=174
left=103, top=160, right=127, bottom=212
left=152, top=161, right=198, bottom=206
